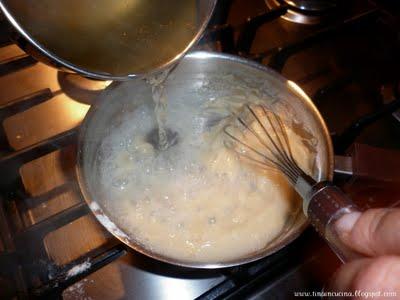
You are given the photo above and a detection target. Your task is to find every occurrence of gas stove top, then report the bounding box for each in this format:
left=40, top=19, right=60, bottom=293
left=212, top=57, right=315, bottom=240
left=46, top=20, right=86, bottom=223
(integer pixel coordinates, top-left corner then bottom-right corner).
left=0, top=0, right=400, bottom=299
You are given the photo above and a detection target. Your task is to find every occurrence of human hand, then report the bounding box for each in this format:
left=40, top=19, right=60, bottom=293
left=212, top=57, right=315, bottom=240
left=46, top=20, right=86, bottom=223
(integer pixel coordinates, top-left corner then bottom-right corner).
left=327, top=208, right=400, bottom=299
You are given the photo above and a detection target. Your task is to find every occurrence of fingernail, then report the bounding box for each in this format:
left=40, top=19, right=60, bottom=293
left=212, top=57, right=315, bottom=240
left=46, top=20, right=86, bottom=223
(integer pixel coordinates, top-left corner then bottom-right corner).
left=335, top=211, right=362, bottom=234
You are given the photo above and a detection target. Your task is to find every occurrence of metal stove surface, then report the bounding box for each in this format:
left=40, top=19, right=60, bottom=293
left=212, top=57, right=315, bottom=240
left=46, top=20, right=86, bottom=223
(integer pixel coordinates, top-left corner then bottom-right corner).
left=0, top=0, right=400, bottom=299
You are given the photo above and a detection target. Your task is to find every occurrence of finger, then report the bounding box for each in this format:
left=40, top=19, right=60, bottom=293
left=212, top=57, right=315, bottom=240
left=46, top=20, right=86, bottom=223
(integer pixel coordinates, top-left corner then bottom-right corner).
left=327, top=258, right=372, bottom=293
left=335, top=208, right=400, bottom=256
left=328, top=256, right=400, bottom=298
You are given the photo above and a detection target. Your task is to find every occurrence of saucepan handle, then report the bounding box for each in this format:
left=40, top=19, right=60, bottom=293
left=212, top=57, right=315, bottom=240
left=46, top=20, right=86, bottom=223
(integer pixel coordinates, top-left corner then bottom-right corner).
left=334, top=143, right=400, bottom=182
left=321, top=144, right=400, bottom=262
left=306, top=182, right=364, bottom=263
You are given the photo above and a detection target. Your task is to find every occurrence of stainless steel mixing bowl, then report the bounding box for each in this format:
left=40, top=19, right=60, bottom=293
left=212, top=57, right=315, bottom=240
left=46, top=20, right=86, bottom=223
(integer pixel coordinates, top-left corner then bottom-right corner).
left=0, top=0, right=217, bottom=80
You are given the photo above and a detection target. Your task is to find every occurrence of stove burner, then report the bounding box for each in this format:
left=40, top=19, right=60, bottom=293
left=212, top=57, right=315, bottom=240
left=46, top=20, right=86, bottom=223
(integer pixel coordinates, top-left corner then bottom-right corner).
left=57, top=72, right=111, bottom=105
left=1, top=0, right=399, bottom=298
left=265, top=0, right=339, bottom=24
left=282, top=0, right=337, bottom=11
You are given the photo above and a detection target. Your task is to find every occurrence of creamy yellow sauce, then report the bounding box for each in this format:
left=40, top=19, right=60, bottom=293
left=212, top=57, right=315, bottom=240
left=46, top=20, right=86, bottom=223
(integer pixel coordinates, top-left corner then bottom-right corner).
left=98, top=97, right=316, bottom=264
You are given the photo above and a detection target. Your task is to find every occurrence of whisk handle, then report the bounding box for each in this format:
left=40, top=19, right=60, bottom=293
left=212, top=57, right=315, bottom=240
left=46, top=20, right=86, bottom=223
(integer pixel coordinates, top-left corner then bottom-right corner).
left=307, top=182, right=363, bottom=263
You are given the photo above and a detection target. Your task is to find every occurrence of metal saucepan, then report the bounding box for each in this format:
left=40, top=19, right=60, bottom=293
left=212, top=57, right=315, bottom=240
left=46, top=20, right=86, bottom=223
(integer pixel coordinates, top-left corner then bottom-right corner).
left=0, top=0, right=216, bottom=80
left=77, top=51, right=334, bottom=268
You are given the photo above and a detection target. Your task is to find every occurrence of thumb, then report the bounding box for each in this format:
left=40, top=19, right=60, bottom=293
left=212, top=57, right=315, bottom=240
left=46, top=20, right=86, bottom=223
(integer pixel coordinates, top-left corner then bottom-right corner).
left=335, top=208, right=400, bottom=256
left=327, top=256, right=400, bottom=298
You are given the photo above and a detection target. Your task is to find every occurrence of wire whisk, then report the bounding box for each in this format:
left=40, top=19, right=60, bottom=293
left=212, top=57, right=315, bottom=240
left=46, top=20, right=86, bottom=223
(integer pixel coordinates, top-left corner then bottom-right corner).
left=223, top=103, right=311, bottom=186
left=223, top=103, right=362, bottom=263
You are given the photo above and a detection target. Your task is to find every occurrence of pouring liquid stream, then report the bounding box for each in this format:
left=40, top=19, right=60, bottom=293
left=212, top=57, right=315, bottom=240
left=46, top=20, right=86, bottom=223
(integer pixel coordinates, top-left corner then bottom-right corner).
left=146, top=67, right=176, bottom=150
